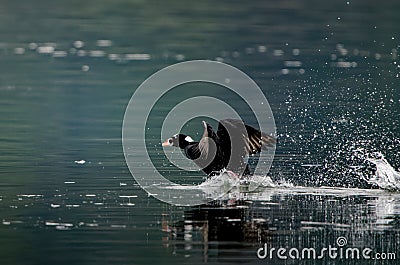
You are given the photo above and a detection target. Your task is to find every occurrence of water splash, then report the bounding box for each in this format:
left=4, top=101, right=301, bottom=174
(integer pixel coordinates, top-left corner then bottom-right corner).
left=163, top=170, right=279, bottom=201
left=367, top=152, right=400, bottom=191
left=199, top=170, right=241, bottom=198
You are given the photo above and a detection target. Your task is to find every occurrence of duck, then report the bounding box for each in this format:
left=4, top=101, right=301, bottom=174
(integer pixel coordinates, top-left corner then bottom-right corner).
left=162, top=119, right=276, bottom=177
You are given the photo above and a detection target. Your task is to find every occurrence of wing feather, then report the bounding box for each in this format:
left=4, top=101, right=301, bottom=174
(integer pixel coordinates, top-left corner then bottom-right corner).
left=217, top=119, right=276, bottom=156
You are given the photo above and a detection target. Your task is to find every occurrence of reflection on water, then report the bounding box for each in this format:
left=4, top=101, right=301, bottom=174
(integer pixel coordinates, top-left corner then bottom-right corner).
left=164, top=191, right=400, bottom=264
left=1, top=0, right=400, bottom=264
left=2, top=186, right=399, bottom=264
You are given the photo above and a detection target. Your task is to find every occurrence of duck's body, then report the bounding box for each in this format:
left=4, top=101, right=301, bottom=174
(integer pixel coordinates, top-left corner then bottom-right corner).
left=162, top=119, right=276, bottom=177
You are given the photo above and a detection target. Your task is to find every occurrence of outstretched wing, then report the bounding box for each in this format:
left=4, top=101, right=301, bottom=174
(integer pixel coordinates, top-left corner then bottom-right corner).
left=216, top=119, right=276, bottom=156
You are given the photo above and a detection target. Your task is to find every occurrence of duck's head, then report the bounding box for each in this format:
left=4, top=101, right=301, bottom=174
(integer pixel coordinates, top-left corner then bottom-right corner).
left=162, top=134, right=194, bottom=149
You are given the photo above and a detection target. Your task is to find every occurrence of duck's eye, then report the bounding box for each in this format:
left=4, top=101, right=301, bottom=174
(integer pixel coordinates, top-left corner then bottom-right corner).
left=169, top=139, right=173, bottom=144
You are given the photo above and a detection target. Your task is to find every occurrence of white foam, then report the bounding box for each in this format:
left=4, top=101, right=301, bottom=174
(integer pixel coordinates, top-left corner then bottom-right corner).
left=108, top=53, right=121, bottom=60
left=66, top=204, right=80, bottom=208
left=73, top=40, right=84, bottom=48
left=367, top=152, right=400, bottom=190
left=45, top=221, right=73, bottom=227
left=161, top=170, right=278, bottom=200
left=301, top=164, right=323, bottom=167
left=17, top=194, right=43, bottom=198
left=64, top=181, right=76, bottom=184
left=37, top=46, right=55, bottom=54
left=85, top=223, right=99, bottom=227
left=89, top=50, right=105, bottom=57
left=119, top=195, right=138, bottom=198
left=55, top=225, right=71, bottom=230
left=53, top=50, right=68, bottom=58
left=124, top=53, right=151, bottom=61
left=110, top=224, right=127, bottom=228
left=96, top=39, right=113, bottom=47
left=14, top=47, right=25, bottom=55
left=120, top=203, right=135, bottom=206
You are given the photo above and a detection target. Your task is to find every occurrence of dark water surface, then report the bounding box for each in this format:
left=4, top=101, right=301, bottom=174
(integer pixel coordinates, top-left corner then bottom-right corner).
left=1, top=1, right=400, bottom=264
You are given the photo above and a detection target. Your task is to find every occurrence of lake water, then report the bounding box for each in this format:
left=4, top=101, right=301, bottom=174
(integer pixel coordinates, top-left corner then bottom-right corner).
left=1, top=0, right=400, bottom=264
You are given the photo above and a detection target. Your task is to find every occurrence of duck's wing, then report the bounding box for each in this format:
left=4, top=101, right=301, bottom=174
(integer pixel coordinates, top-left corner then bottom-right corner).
left=216, top=119, right=276, bottom=156
left=183, top=142, right=200, bottom=160
left=182, top=122, right=217, bottom=161
left=187, top=121, right=219, bottom=171
left=197, top=121, right=218, bottom=157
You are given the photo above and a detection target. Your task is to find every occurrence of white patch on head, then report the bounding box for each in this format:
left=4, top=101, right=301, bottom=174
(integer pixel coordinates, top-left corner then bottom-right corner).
left=184, top=136, right=194, bottom=142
